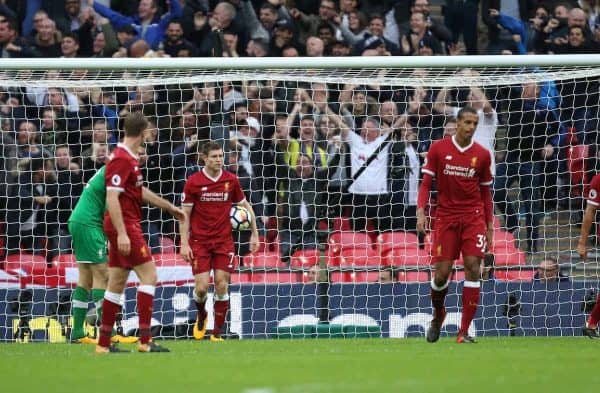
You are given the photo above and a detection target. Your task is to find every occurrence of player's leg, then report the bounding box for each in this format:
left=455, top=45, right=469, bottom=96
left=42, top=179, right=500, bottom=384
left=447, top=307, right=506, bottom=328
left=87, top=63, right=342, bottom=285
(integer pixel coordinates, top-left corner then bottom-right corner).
left=456, top=214, right=486, bottom=343
left=190, top=241, right=212, bottom=340
left=90, top=263, right=108, bottom=325
left=427, top=260, right=453, bottom=343
left=427, top=217, right=460, bottom=343
left=71, top=263, right=92, bottom=342
left=192, top=272, right=210, bottom=340
left=457, top=255, right=481, bottom=344
left=96, top=267, right=130, bottom=353
left=211, top=268, right=231, bottom=341
left=132, top=260, right=169, bottom=352
left=583, top=292, right=600, bottom=338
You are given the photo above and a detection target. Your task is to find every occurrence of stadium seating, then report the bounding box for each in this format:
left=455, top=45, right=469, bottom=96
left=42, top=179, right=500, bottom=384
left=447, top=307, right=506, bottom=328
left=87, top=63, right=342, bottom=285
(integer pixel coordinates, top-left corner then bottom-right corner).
left=290, top=248, right=321, bottom=269
left=330, top=271, right=381, bottom=283
left=154, top=253, right=188, bottom=266
left=383, top=248, right=430, bottom=267
left=247, top=271, right=301, bottom=284
left=376, top=231, right=419, bottom=256
left=244, top=252, right=285, bottom=269
left=4, top=253, right=62, bottom=287
left=158, top=236, right=176, bottom=254
left=338, top=248, right=384, bottom=268
left=327, top=231, right=374, bottom=254
left=396, top=271, right=430, bottom=282
left=494, top=269, right=535, bottom=281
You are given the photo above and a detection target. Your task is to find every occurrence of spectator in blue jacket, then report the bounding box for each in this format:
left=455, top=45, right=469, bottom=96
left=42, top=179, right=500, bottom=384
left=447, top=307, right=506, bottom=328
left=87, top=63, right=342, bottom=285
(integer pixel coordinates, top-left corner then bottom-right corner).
left=89, top=0, right=182, bottom=50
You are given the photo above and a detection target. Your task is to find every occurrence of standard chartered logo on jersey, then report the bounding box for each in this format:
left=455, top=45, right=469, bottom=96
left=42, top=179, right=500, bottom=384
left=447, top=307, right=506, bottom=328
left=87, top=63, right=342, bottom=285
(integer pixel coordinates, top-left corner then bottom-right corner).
left=443, top=164, right=476, bottom=178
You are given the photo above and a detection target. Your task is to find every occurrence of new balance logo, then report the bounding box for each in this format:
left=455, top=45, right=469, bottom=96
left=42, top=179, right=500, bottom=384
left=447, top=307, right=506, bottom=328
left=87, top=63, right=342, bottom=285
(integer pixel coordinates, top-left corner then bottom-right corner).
left=201, top=186, right=208, bottom=191
left=445, top=155, right=452, bottom=160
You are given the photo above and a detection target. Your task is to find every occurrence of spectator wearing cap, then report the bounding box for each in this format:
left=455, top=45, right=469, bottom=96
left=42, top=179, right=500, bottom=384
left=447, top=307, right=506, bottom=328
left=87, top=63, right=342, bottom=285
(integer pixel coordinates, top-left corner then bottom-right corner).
left=290, top=0, right=339, bottom=44
left=353, top=14, right=399, bottom=55
left=400, top=12, right=443, bottom=55
left=270, top=18, right=303, bottom=56
left=359, top=36, right=390, bottom=56
left=90, top=0, right=182, bottom=50
left=162, top=19, right=198, bottom=57
left=330, top=39, right=351, bottom=56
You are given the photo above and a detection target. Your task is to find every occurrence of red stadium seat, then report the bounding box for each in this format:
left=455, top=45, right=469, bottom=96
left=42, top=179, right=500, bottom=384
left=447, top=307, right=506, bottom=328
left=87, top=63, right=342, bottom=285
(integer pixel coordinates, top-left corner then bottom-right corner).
left=492, top=230, right=518, bottom=252
left=230, top=271, right=251, bottom=284
left=452, top=271, right=465, bottom=281
left=493, top=250, right=526, bottom=266
left=376, top=231, right=419, bottom=256
left=158, top=236, right=176, bottom=254
left=339, top=248, right=383, bottom=268
left=4, top=254, right=64, bottom=287
left=327, top=231, right=373, bottom=255
left=51, top=254, right=77, bottom=268
left=290, top=248, right=320, bottom=269
left=4, top=254, right=48, bottom=271
left=248, top=271, right=301, bottom=284
left=244, top=252, right=284, bottom=268
left=396, top=271, right=430, bottom=282
left=383, top=248, right=429, bottom=267
left=154, top=253, right=188, bottom=267
left=494, top=269, right=535, bottom=281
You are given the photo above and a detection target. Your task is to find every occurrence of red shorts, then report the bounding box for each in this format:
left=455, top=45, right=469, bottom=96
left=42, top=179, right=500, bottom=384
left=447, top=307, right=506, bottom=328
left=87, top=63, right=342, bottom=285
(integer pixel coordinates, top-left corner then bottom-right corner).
left=190, top=238, right=235, bottom=275
left=106, top=227, right=152, bottom=270
left=430, top=211, right=486, bottom=263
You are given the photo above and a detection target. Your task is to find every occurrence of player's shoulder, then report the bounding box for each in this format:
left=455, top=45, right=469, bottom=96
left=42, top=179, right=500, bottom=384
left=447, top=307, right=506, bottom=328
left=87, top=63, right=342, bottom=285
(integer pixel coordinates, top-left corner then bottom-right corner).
left=428, top=137, right=449, bottom=152
left=221, top=169, right=238, bottom=181
left=471, top=141, right=491, bottom=156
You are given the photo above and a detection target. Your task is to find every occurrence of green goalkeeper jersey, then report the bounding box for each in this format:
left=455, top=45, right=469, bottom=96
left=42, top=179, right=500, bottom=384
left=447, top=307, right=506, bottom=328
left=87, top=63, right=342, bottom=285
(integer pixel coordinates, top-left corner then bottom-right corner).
left=68, top=166, right=106, bottom=228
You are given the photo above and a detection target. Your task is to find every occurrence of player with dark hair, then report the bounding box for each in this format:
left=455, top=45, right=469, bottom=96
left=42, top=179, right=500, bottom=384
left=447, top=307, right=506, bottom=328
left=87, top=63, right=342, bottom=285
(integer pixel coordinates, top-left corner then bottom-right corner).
left=417, top=106, right=494, bottom=344
left=180, top=141, right=259, bottom=341
left=96, top=112, right=185, bottom=353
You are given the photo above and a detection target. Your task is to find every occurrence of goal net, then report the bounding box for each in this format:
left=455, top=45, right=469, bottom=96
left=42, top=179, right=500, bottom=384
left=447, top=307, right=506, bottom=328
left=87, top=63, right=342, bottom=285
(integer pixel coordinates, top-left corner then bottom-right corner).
left=1, top=56, right=600, bottom=341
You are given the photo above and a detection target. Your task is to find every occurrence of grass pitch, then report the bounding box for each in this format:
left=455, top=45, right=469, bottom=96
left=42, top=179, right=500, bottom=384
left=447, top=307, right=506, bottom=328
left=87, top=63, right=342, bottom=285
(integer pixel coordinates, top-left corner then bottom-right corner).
left=1, top=337, right=598, bottom=393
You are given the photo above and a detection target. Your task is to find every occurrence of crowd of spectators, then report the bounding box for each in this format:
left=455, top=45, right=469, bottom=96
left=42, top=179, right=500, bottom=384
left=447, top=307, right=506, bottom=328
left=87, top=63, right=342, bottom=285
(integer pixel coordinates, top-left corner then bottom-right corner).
left=0, top=0, right=598, bottom=269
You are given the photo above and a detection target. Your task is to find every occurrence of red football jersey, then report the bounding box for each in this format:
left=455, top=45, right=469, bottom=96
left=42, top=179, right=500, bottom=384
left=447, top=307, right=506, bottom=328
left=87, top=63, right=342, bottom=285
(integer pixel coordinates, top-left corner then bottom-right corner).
left=422, top=136, right=493, bottom=217
left=587, top=174, right=600, bottom=207
left=104, top=143, right=143, bottom=232
left=182, top=168, right=246, bottom=240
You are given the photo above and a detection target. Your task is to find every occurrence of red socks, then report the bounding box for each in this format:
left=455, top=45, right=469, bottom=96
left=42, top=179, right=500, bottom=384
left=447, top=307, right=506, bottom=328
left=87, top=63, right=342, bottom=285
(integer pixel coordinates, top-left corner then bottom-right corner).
left=460, top=281, right=481, bottom=336
left=137, top=285, right=155, bottom=345
left=587, top=293, right=600, bottom=328
left=98, top=291, right=122, bottom=348
left=212, top=294, right=229, bottom=336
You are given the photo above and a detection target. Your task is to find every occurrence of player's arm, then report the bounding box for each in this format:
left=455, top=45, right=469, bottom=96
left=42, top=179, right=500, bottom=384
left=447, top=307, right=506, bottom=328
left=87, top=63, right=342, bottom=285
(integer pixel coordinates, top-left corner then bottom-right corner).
left=480, top=151, right=495, bottom=251
left=179, top=204, right=194, bottom=262
left=142, top=187, right=185, bottom=220
left=106, top=189, right=130, bottom=256
left=416, top=173, right=433, bottom=234
left=480, top=184, right=494, bottom=252
left=578, top=203, right=598, bottom=261
left=238, top=199, right=260, bottom=253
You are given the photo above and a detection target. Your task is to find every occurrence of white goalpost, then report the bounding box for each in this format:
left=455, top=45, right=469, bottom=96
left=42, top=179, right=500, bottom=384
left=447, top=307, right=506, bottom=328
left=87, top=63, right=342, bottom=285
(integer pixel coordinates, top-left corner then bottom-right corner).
left=1, top=54, right=600, bottom=341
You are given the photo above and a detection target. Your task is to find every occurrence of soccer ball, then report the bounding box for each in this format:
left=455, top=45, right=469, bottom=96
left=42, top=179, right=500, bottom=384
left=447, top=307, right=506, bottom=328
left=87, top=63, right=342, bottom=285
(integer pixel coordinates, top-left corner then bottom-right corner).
left=230, top=205, right=251, bottom=231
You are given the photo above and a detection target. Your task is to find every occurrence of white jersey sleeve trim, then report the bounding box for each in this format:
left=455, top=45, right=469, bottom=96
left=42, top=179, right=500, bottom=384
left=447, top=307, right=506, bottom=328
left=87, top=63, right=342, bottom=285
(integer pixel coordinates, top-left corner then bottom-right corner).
left=421, top=168, right=435, bottom=177
left=480, top=181, right=493, bottom=186
left=181, top=203, right=194, bottom=207
left=106, top=186, right=124, bottom=193
left=587, top=199, right=600, bottom=207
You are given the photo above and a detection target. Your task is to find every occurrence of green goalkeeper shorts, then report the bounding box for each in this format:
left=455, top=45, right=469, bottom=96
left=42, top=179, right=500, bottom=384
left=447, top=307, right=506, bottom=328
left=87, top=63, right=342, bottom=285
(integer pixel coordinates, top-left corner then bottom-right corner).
left=68, top=221, right=107, bottom=264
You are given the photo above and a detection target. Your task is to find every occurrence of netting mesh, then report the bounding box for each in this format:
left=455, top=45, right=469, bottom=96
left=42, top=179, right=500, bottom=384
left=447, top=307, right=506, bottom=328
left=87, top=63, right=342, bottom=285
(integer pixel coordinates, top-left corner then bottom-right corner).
left=1, top=63, right=600, bottom=341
